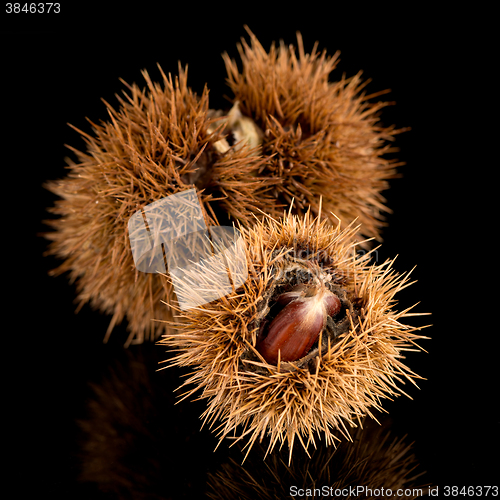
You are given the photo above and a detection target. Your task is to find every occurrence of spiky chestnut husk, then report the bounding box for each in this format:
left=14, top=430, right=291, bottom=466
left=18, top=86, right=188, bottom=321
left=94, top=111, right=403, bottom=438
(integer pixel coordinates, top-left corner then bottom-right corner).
left=206, top=419, right=431, bottom=500
left=159, top=210, right=428, bottom=460
left=44, top=30, right=401, bottom=345
left=44, top=66, right=277, bottom=346
left=223, top=27, right=401, bottom=241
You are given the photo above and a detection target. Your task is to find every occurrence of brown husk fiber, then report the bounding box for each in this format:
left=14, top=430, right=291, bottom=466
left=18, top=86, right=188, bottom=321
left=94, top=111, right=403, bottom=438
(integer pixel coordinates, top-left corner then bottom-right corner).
left=159, top=210, right=428, bottom=460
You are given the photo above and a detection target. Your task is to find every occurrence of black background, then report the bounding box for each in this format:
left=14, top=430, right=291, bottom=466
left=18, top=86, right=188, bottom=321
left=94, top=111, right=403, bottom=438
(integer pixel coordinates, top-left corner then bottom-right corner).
left=3, top=4, right=497, bottom=498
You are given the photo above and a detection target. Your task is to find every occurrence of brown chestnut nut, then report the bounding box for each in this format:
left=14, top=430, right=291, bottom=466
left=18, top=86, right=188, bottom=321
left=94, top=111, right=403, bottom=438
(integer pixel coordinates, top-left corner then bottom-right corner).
left=274, top=284, right=310, bottom=306
left=257, top=285, right=341, bottom=364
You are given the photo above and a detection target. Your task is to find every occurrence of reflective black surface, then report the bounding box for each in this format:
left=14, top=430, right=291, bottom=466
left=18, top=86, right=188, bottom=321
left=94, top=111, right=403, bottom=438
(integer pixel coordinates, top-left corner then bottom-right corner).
left=6, top=8, right=497, bottom=498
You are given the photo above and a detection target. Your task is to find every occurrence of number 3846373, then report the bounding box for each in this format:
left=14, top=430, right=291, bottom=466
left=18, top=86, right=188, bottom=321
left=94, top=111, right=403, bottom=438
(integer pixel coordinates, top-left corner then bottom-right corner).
left=6, top=3, right=61, bottom=13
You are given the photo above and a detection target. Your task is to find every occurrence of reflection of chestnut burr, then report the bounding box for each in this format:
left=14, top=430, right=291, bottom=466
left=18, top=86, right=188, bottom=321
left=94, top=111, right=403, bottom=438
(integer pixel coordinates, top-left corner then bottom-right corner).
left=206, top=418, right=431, bottom=500
left=257, top=284, right=341, bottom=364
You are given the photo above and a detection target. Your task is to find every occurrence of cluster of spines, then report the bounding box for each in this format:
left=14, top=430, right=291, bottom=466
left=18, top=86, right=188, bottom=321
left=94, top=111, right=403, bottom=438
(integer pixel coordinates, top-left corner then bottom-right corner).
left=159, top=210, right=428, bottom=460
left=44, top=66, right=275, bottom=345
left=223, top=27, right=401, bottom=240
